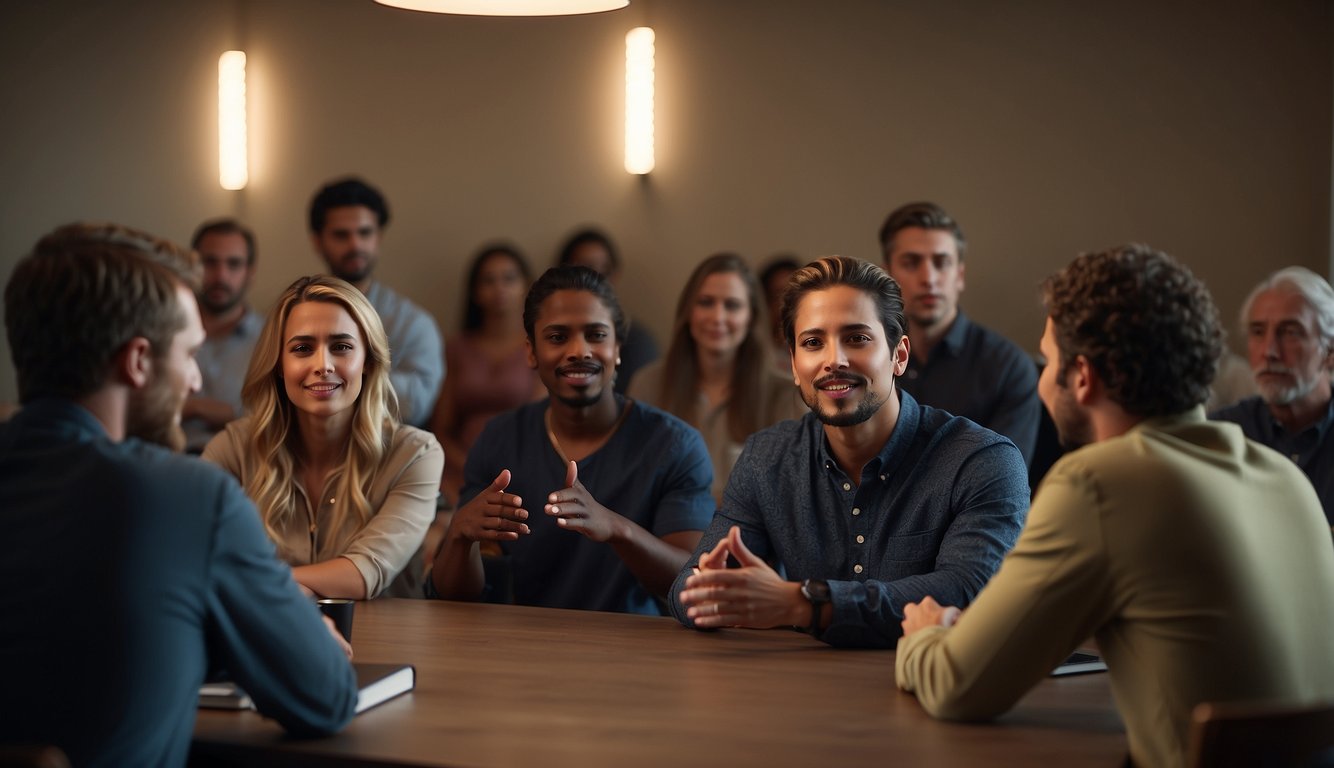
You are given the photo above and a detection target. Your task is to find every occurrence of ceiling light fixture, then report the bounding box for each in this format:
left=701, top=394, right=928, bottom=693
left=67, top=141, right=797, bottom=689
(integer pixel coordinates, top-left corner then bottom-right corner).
left=373, top=0, right=627, bottom=16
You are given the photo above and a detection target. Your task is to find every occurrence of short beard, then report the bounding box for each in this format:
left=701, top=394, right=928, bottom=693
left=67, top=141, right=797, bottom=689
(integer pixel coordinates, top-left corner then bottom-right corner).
left=1256, top=370, right=1319, bottom=407
left=801, top=385, right=887, bottom=427
left=556, top=391, right=605, bottom=409
left=127, top=368, right=186, bottom=452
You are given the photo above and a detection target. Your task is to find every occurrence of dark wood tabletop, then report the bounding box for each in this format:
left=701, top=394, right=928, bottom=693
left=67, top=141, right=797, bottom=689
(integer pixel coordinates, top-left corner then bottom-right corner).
left=191, top=598, right=1126, bottom=767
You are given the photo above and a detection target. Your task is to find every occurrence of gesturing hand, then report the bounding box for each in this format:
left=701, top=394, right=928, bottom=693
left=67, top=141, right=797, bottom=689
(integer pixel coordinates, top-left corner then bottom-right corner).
left=545, top=461, right=624, bottom=543
left=449, top=469, right=530, bottom=543
left=678, top=526, right=803, bottom=630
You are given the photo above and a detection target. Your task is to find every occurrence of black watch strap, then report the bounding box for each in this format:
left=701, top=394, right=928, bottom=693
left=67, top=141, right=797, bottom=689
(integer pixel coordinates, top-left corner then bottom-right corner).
left=799, top=579, right=830, bottom=635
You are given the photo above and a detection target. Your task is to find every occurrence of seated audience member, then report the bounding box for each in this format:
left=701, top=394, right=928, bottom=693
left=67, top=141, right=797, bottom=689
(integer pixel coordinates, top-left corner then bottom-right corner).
left=308, top=176, right=444, bottom=427
left=897, top=246, right=1334, bottom=768
left=557, top=227, right=659, bottom=393
left=671, top=256, right=1029, bottom=648
left=630, top=253, right=802, bottom=503
left=430, top=243, right=542, bottom=507
left=759, top=255, right=800, bottom=372
left=880, top=202, right=1039, bottom=465
left=429, top=266, right=714, bottom=614
left=182, top=217, right=264, bottom=452
left=1211, top=266, right=1333, bottom=522
left=205, top=276, right=443, bottom=599
left=1, top=224, right=356, bottom=765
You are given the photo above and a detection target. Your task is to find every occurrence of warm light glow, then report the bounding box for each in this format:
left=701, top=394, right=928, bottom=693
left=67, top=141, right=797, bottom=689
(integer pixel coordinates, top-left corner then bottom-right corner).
left=625, top=26, right=654, bottom=175
left=218, top=51, right=248, bottom=190
left=373, top=0, right=626, bottom=16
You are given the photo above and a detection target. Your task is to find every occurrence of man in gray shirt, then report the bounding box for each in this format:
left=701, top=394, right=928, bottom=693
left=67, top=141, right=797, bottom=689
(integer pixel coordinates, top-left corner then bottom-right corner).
left=309, top=177, right=445, bottom=426
left=181, top=218, right=263, bottom=451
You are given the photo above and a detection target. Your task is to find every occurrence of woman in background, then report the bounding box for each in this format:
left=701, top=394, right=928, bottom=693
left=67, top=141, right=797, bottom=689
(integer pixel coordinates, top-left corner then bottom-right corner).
left=630, top=253, right=801, bottom=503
left=429, top=243, right=542, bottom=507
left=205, top=275, right=443, bottom=599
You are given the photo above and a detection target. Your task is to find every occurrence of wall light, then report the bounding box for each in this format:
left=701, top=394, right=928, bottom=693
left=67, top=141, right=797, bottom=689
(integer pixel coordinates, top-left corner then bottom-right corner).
left=373, top=0, right=626, bottom=16
left=218, top=50, right=248, bottom=191
left=624, top=26, right=654, bottom=175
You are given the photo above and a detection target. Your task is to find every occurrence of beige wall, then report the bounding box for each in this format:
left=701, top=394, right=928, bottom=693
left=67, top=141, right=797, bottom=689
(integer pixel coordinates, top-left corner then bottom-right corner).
left=1, top=0, right=1330, bottom=405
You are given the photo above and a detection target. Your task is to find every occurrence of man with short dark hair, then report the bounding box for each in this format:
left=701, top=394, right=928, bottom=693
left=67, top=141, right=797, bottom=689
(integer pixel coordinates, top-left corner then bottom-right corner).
left=669, top=256, right=1029, bottom=648
left=1212, top=266, right=1334, bottom=521
left=429, top=266, right=713, bottom=614
left=880, top=202, right=1040, bottom=464
left=309, top=176, right=444, bottom=426
left=897, top=246, right=1334, bottom=768
left=0, top=223, right=357, bottom=766
left=182, top=217, right=263, bottom=451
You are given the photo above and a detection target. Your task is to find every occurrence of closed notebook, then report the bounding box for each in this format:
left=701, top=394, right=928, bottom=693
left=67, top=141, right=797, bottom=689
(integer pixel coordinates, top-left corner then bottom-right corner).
left=199, top=663, right=415, bottom=714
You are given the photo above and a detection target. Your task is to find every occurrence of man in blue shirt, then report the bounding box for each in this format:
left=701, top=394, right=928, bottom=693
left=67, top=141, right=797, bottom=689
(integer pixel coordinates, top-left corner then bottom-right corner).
left=1, top=223, right=357, bottom=767
left=880, top=202, right=1040, bottom=465
left=1211, top=266, right=1334, bottom=523
left=429, top=266, right=714, bottom=614
left=671, top=256, right=1028, bottom=648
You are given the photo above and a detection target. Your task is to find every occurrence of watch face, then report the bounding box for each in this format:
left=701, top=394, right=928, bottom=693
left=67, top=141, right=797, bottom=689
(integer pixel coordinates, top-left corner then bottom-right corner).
left=803, top=579, right=831, bottom=603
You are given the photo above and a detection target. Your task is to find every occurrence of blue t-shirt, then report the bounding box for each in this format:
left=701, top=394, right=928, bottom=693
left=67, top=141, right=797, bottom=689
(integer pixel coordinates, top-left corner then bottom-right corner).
left=0, top=399, right=357, bottom=767
left=461, top=397, right=714, bottom=615
left=670, top=389, right=1030, bottom=647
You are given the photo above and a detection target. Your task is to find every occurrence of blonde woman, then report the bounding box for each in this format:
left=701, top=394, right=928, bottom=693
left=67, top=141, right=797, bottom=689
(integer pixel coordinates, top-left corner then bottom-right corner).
left=630, top=253, right=802, bottom=503
left=204, top=276, right=443, bottom=599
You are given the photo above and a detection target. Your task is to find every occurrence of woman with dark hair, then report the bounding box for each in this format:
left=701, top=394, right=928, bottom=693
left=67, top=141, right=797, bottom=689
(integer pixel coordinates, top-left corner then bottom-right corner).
left=630, top=254, right=801, bottom=502
left=429, top=244, right=542, bottom=506
left=204, top=275, right=443, bottom=599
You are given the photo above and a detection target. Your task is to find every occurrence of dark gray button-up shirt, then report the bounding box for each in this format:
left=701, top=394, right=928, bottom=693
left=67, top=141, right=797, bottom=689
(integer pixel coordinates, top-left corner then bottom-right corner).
left=669, top=390, right=1030, bottom=648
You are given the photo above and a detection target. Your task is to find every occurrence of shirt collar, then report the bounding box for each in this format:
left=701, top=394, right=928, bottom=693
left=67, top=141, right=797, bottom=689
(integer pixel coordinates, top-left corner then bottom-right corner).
left=813, top=388, right=922, bottom=479
left=8, top=397, right=110, bottom=443
left=934, top=311, right=971, bottom=358
left=1265, top=387, right=1334, bottom=439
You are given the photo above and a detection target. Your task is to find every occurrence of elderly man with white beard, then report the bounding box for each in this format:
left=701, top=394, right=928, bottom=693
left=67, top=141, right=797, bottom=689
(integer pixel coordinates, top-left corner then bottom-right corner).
left=1211, top=266, right=1334, bottom=524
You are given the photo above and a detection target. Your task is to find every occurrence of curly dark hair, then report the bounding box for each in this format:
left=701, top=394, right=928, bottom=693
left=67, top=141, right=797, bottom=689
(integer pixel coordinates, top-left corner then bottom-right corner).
left=1042, top=244, right=1223, bottom=417
left=523, top=265, right=629, bottom=345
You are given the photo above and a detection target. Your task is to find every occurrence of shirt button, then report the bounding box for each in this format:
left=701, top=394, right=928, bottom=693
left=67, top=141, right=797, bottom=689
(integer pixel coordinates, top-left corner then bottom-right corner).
left=854, top=564, right=864, bottom=574
left=879, top=474, right=886, bottom=482
left=842, top=482, right=851, bottom=491
left=852, top=507, right=861, bottom=516
left=856, top=535, right=865, bottom=544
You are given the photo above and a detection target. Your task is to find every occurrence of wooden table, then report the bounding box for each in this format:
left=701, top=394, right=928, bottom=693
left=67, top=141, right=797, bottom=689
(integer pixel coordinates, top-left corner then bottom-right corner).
left=192, top=599, right=1126, bottom=767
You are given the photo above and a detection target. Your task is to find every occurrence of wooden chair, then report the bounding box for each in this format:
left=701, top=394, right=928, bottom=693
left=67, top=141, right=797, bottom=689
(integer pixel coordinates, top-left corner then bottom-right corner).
left=1188, top=699, right=1334, bottom=768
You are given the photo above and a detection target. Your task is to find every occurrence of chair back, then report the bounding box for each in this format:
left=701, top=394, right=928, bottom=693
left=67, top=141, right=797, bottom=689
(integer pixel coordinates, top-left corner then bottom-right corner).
left=1188, top=699, right=1334, bottom=768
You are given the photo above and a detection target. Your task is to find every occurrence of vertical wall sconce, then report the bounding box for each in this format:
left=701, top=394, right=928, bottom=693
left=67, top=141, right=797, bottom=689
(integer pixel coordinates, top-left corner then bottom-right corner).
left=624, top=27, right=655, bottom=175
left=218, top=50, right=248, bottom=190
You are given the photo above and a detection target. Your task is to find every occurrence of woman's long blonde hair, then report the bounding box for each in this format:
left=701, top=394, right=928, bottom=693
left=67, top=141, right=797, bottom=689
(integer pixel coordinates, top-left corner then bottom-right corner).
left=240, top=275, right=399, bottom=551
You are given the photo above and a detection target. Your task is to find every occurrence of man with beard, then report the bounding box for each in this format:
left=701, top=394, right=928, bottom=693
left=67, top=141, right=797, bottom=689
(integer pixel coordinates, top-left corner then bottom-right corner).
left=1212, top=266, right=1334, bottom=522
left=669, top=256, right=1029, bottom=647
left=309, top=177, right=444, bottom=426
left=181, top=218, right=263, bottom=451
left=0, top=223, right=357, bottom=766
left=896, top=246, right=1334, bottom=768
left=428, top=266, right=714, bottom=614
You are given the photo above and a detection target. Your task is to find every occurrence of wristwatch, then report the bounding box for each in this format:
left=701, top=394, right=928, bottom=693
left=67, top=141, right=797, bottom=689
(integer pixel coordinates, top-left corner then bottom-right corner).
left=799, top=578, right=831, bottom=635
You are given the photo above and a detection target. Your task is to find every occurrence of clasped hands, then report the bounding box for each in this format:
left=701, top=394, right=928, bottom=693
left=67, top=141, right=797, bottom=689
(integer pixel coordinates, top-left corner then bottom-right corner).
left=450, top=461, right=623, bottom=544
left=677, top=525, right=805, bottom=630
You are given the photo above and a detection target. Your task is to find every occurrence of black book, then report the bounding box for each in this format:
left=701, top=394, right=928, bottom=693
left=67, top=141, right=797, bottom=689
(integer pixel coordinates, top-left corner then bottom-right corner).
left=1050, top=651, right=1108, bottom=677
left=199, top=663, right=415, bottom=714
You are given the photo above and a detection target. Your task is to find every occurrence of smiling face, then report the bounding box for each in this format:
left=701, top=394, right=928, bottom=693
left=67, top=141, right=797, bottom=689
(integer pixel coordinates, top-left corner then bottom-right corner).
left=527, top=289, right=621, bottom=409
left=689, top=271, right=752, bottom=359
left=1247, top=287, right=1333, bottom=408
left=884, top=227, right=965, bottom=334
left=280, top=300, right=367, bottom=420
left=312, top=205, right=380, bottom=286
left=791, top=284, right=907, bottom=427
